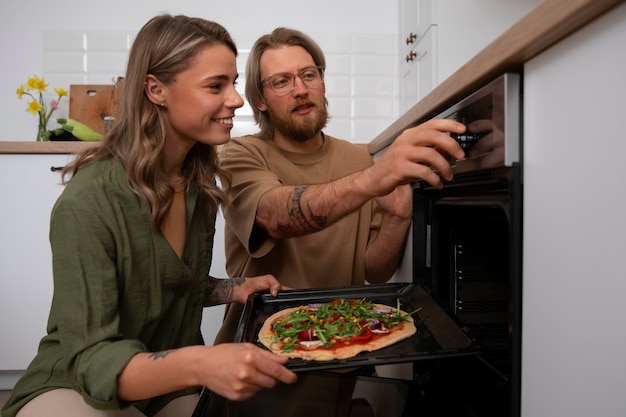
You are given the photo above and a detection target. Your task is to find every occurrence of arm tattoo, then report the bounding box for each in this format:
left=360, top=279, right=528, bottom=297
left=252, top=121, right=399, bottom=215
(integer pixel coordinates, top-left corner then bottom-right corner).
left=149, top=350, right=170, bottom=360
left=277, top=185, right=327, bottom=234
left=204, top=275, right=246, bottom=306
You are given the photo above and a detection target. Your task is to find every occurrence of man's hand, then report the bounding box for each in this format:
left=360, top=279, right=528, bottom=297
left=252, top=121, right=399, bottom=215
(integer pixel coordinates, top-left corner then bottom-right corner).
left=374, top=184, right=413, bottom=220
left=367, top=119, right=466, bottom=193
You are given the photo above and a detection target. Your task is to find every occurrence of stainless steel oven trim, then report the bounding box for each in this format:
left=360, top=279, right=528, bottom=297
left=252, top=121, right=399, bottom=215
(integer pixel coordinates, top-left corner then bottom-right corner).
left=435, top=73, right=521, bottom=173
left=503, top=73, right=521, bottom=167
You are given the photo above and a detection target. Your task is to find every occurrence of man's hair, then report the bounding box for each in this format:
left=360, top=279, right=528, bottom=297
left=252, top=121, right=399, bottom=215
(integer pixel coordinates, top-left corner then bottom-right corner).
left=245, top=27, right=327, bottom=139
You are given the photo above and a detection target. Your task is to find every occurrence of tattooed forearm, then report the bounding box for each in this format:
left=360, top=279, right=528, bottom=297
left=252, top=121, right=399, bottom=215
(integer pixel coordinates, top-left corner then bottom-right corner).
left=149, top=350, right=171, bottom=360
left=204, top=276, right=246, bottom=306
left=277, top=185, right=327, bottom=235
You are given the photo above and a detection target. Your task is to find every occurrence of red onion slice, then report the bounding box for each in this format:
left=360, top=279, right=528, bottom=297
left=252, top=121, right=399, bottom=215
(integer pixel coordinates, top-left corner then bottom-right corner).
left=299, top=340, right=324, bottom=350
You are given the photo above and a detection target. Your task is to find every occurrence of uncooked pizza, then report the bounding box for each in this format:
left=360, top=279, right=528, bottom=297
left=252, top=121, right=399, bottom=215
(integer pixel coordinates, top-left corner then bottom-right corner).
left=258, top=298, right=419, bottom=361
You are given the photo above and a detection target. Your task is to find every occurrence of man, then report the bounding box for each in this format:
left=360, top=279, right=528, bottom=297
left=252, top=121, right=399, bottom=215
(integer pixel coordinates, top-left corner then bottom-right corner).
left=214, top=27, right=465, bottom=343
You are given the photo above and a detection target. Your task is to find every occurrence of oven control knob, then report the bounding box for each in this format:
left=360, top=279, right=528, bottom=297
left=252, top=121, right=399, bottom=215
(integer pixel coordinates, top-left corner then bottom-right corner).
left=451, top=133, right=481, bottom=151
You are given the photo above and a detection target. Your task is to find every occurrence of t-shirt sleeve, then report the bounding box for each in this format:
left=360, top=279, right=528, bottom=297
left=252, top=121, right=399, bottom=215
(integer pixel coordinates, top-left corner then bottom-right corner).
left=220, top=139, right=282, bottom=257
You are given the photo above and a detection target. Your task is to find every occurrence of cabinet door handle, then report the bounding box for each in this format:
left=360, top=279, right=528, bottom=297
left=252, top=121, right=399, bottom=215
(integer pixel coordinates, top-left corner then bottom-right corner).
left=51, top=166, right=64, bottom=172
left=405, top=51, right=417, bottom=62
left=405, top=32, right=417, bottom=45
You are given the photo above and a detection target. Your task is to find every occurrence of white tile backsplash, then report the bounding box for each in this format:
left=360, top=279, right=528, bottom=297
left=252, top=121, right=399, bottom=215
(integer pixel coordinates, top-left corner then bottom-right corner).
left=325, top=55, right=352, bottom=76
left=351, top=55, right=396, bottom=76
left=86, top=32, right=131, bottom=51
left=313, top=34, right=352, bottom=55
left=86, top=52, right=129, bottom=74
left=324, top=75, right=352, bottom=97
left=43, top=31, right=85, bottom=51
left=42, top=30, right=399, bottom=142
left=351, top=34, right=397, bottom=55
left=352, top=76, right=396, bottom=97
left=328, top=97, right=352, bottom=119
left=43, top=52, right=85, bottom=73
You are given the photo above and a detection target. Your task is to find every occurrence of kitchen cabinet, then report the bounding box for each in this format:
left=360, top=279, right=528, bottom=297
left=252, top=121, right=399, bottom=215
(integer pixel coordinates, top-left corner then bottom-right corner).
left=521, top=3, right=626, bottom=416
left=0, top=153, right=72, bottom=389
left=399, top=0, right=437, bottom=112
left=399, top=26, right=438, bottom=114
left=398, top=0, right=539, bottom=112
left=400, top=0, right=436, bottom=47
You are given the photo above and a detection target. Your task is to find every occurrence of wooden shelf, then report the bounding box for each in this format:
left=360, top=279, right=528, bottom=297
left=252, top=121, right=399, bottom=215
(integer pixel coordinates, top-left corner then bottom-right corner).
left=0, top=141, right=98, bottom=154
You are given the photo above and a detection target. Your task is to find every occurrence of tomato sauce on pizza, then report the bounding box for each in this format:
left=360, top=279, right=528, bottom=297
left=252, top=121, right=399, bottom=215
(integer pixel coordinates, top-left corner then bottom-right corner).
left=258, top=298, right=419, bottom=361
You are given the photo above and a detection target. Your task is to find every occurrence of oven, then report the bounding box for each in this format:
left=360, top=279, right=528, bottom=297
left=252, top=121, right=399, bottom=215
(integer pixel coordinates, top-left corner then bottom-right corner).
left=192, top=73, right=522, bottom=417
left=409, top=72, right=522, bottom=416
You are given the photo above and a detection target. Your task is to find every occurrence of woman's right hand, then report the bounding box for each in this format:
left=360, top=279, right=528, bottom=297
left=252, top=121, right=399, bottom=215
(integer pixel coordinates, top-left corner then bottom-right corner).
left=198, top=343, right=297, bottom=401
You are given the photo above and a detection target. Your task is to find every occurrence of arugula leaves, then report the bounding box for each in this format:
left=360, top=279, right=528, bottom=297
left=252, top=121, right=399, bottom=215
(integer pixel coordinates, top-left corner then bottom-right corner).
left=267, top=298, right=420, bottom=352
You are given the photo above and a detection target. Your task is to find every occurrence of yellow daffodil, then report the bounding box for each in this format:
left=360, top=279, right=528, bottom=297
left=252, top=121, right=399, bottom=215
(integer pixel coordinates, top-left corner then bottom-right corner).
left=27, top=100, right=42, bottom=115
left=54, top=87, right=68, bottom=98
left=17, top=75, right=68, bottom=141
left=16, top=86, right=26, bottom=99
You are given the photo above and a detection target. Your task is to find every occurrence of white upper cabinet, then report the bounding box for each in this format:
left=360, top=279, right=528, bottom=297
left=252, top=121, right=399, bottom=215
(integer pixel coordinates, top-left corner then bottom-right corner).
left=399, top=0, right=437, bottom=112
left=399, top=0, right=539, bottom=112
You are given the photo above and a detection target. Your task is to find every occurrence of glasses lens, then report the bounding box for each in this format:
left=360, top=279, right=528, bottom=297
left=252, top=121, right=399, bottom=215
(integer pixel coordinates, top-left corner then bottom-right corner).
left=269, top=74, right=293, bottom=93
left=265, top=66, right=325, bottom=94
left=300, top=67, right=323, bottom=86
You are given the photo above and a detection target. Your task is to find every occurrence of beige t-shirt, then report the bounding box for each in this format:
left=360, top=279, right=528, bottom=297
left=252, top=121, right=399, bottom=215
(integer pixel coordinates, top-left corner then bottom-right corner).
left=215, top=134, right=384, bottom=343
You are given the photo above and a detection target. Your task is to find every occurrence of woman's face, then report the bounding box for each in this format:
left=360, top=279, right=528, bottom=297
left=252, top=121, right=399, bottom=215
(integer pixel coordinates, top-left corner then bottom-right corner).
left=160, top=43, right=243, bottom=150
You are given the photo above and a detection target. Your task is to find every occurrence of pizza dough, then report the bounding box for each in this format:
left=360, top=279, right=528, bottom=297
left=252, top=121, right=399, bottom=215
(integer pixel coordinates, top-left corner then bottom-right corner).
left=258, top=299, right=418, bottom=361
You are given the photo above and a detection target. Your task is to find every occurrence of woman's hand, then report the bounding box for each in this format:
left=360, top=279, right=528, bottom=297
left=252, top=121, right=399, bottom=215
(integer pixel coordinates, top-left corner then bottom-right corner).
left=205, top=274, right=291, bottom=306
left=117, top=343, right=297, bottom=403
left=231, top=274, right=291, bottom=304
left=199, top=343, right=297, bottom=401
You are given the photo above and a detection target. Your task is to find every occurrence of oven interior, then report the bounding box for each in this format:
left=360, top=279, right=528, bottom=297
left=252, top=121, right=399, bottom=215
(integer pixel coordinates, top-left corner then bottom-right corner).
left=410, top=165, right=522, bottom=417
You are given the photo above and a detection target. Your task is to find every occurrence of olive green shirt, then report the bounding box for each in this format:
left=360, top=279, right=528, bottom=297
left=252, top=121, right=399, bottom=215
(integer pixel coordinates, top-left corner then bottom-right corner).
left=2, top=158, right=214, bottom=417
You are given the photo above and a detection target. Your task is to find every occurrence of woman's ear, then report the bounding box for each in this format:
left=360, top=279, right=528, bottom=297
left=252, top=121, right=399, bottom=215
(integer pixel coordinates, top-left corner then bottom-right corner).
left=145, top=75, right=166, bottom=107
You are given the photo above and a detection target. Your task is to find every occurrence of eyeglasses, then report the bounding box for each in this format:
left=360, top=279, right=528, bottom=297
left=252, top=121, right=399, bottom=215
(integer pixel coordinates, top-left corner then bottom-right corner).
left=261, top=65, right=325, bottom=95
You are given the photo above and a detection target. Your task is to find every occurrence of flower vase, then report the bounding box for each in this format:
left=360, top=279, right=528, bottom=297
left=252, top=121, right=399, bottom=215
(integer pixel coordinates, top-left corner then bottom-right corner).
left=37, top=115, right=49, bottom=142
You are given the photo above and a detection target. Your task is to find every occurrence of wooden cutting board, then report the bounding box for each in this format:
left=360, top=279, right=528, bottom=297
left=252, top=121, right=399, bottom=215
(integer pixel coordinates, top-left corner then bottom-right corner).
left=69, top=78, right=123, bottom=134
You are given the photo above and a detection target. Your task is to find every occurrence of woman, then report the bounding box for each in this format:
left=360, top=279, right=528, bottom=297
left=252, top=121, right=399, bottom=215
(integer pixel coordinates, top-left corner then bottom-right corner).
left=2, top=15, right=296, bottom=417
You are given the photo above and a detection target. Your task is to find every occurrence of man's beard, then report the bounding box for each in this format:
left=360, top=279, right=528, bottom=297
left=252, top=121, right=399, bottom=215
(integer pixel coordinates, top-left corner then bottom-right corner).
left=267, top=100, right=329, bottom=142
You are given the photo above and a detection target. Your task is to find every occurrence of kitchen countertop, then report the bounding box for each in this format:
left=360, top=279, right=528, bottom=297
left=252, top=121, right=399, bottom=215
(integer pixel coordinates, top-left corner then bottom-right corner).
left=0, top=141, right=97, bottom=154
left=368, top=0, right=625, bottom=154
left=0, top=0, right=622, bottom=156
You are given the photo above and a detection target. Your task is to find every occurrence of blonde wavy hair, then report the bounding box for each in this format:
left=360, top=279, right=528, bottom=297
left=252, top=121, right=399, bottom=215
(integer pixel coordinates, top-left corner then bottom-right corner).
left=62, top=15, right=236, bottom=229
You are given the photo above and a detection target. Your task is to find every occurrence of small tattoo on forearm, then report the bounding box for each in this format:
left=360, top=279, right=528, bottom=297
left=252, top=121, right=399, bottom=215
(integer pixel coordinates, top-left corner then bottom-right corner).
left=150, top=351, right=170, bottom=360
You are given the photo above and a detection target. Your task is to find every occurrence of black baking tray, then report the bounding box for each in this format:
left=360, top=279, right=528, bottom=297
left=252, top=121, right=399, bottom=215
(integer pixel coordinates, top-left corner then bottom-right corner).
left=234, top=283, right=478, bottom=372
left=192, top=372, right=412, bottom=417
